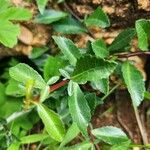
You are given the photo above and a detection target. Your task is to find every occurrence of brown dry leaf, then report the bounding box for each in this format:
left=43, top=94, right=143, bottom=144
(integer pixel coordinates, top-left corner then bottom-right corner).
left=18, top=25, right=33, bottom=45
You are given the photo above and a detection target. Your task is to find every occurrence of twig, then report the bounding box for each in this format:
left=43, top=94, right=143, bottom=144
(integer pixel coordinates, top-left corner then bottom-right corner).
left=63, top=2, right=95, bottom=39
left=115, top=51, right=150, bottom=58
left=133, top=106, right=149, bottom=145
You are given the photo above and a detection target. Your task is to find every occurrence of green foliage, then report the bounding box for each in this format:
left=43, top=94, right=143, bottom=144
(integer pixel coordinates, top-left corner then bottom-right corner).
left=37, top=103, right=66, bottom=142
left=122, top=61, right=145, bottom=107
left=109, top=28, right=136, bottom=53
left=68, top=82, right=91, bottom=136
left=36, top=0, right=48, bottom=14
left=71, top=55, right=117, bottom=83
left=85, top=7, right=110, bottom=28
left=0, top=0, right=32, bottom=48
left=136, top=19, right=150, bottom=51
left=35, top=9, right=67, bottom=24
left=92, top=126, right=129, bottom=145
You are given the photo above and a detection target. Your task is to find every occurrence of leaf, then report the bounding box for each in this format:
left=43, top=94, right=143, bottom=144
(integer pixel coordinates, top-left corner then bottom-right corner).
left=35, top=9, right=67, bottom=24
left=108, top=28, right=136, bottom=53
left=53, top=16, right=87, bottom=34
left=91, top=39, right=109, bottom=58
left=6, top=79, right=25, bottom=97
left=0, top=7, right=32, bottom=21
left=37, top=104, right=66, bottom=142
left=0, top=83, right=6, bottom=105
left=91, top=78, right=109, bottom=94
left=144, top=91, right=150, bottom=100
left=53, top=36, right=81, bottom=66
left=0, top=21, right=20, bottom=48
left=63, top=141, right=93, bottom=150
left=36, top=0, right=48, bottom=14
left=135, top=19, right=150, bottom=51
left=92, top=126, right=129, bottom=145
left=9, top=63, right=46, bottom=89
left=7, top=142, right=20, bottom=150
left=68, top=82, right=91, bottom=136
left=40, top=85, right=49, bottom=102
left=122, top=61, right=145, bottom=107
left=84, top=7, right=110, bottom=28
left=59, top=123, right=80, bottom=148
left=71, top=55, right=117, bottom=83
left=44, top=56, right=66, bottom=81
left=20, top=134, right=49, bottom=144
left=29, top=47, right=49, bottom=59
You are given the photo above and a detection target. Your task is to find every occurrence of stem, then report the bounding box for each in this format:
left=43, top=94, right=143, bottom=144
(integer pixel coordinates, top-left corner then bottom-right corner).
left=115, top=51, right=150, bottom=58
left=101, top=83, right=121, bottom=101
left=133, top=106, right=148, bottom=145
left=49, top=79, right=69, bottom=93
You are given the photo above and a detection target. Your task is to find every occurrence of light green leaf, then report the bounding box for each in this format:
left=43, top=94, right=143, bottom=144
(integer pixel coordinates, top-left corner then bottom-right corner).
left=53, top=36, right=81, bottom=66
left=6, top=79, right=25, bottom=97
left=92, top=126, right=129, bottom=145
left=62, top=141, right=93, bottom=150
left=135, top=19, right=150, bottom=51
left=0, top=21, right=20, bottom=48
left=36, top=0, right=48, bottom=14
left=0, top=7, right=32, bottom=21
left=47, top=76, right=60, bottom=85
left=68, top=82, right=91, bottom=136
left=71, top=55, right=117, bottom=83
left=0, top=0, right=10, bottom=13
left=7, top=142, right=20, bottom=150
left=9, top=63, right=46, bottom=89
left=91, top=78, right=109, bottom=94
left=91, top=39, right=109, bottom=58
left=59, top=123, right=80, bottom=148
left=40, top=85, right=49, bottom=102
left=44, top=56, right=66, bottom=81
left=122, top=61, right=145, bottom=107
left=37, top=104, right=66, bottom=142
left=53, top=16, right=87, bottom=34
left=109, top=28, right=136, bottom=53
left=20, top=134, right=49, bottom=144
left=84, top=7, right=110, bottom=28
left=35, top=9, right=67, bottom=24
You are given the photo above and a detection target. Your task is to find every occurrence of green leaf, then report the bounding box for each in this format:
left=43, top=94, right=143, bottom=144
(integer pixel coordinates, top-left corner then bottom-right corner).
left=9, top=63, right=46, bottom=89
left=91, top=39, right=109, bottom=58
left=40, top=85, right=49, bottom=102
left=144, top=91, right=150, bottom=100
left=63, top=141, right=93, bottom=150
left=53, top=16, right=87, bottom=34
left=92, top=126, right=129, bottom=145
left=0, top=0, right=10, bottom=13
left=29, top=47, right=49, bottom=59
left=0, top=7, right=32, bottom=21
left=121, top=61, right=145, bottom=107
left=20, top=134, right=49, bottom=144
left=0, top=83, right=6, bottom=105
left=68, top=82, right=91, bottom=136
left=71, top=55, right=117, bottom=83
left=7, top=142, right=20, bottom=150
left=59, top=123, right=80, bottom=148
left=108, top=28, right=136, bottom=53
left=91, top=78, right=109, bottom=94
left=135, top=19, right=150, bottom=51
left=37, top=104, right=66, bottom=142
left=53, top=36, right=81, bottom=66
left=35, top=9, right=67, bottom=24
left=84, top=7, right=110, bottom=28
left=44, top=56, right=66, bottom=81
left=0, top=21, right=20, bottom=48
left=36, top=0, right=48, bottom=14
left=6, top=79, right=25, bottom=97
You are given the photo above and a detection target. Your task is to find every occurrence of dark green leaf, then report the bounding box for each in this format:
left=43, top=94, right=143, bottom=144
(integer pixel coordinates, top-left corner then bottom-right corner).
left=9, top=63, right=46, bottom=89
left=122, top=61, right=145, bottom=107
left=135, top=19, right=150, bottom=51
left=68, top=82, right=91, bottom=136
left=53, top=36, right=81, bottom=66
left=37, top=104, right=66, bottom=142
left=35, top=9, right=67, bottom=24
left=84, top=7, right=110, bottom=28
left=71, top=55, right=117, bottom=83
left=53, top=16, right=87, bottom=34
left=108, top=28, right=136, bottom=53
left=92, top=126, right=129, bottom=145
